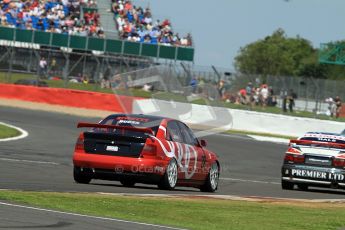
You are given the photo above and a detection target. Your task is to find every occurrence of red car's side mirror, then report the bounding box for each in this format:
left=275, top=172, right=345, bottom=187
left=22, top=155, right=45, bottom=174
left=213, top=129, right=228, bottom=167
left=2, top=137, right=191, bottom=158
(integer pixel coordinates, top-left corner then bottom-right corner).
left=200, top=139, right=207, bottom=147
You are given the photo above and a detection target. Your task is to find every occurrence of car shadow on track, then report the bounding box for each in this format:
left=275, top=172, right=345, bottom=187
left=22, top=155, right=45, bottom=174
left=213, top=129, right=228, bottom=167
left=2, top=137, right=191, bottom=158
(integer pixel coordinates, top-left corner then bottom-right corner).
left=296, top=188, right=345, bottom=196
left=90, top=182, right=201, bottom=193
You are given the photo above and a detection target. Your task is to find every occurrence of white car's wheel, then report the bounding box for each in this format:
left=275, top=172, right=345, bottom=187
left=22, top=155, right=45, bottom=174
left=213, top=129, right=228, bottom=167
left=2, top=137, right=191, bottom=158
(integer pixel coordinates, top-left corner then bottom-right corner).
left=297, top=183, right=308, bottom=191
left=281, top=180, right=294, bottom=190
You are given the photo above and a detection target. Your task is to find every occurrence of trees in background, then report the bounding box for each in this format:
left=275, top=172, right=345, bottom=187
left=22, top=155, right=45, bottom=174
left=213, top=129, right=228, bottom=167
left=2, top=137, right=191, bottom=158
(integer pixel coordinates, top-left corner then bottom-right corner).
left=234, top=28, right=345, bottom=79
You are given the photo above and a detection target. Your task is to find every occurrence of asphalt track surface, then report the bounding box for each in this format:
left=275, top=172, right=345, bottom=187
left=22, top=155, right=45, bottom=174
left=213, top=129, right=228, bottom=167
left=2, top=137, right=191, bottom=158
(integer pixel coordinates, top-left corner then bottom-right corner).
left=2, top=106, right=345, bottom=228
left=0, top=201, right=183, bottom=230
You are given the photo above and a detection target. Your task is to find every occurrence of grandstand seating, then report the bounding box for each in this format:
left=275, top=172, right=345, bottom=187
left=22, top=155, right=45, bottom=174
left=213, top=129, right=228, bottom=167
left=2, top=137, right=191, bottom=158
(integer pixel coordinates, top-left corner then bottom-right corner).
left=0, top=0, right=104, bottom=37
left=0, top=0, right=194, bottom=61
left=111, top=0, right=192, bottom=47
left=0, top=0, right=192, bottom=46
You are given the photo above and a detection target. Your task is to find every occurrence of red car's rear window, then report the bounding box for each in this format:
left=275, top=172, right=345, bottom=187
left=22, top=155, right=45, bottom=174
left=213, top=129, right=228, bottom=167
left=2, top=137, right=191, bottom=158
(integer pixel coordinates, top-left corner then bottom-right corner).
left=100, top=115, right=163, bottom=136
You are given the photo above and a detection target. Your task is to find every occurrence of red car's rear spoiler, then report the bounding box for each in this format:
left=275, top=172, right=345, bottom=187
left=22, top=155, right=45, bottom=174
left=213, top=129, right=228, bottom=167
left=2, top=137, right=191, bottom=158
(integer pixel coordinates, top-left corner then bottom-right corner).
left=77, top=122, right=154, bottom=135
left=290, top=139, right=345, bottom=149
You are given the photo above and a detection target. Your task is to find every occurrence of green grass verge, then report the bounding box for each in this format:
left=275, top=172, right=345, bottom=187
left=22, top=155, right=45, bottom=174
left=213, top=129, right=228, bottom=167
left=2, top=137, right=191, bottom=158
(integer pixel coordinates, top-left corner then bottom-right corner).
left=1, top=72, right=345, bottom=122
left=0, top=124, right=20, bottom=139
left=225, top=129, right=297, bottom=140
left=1, top=190, right=345, bottom=230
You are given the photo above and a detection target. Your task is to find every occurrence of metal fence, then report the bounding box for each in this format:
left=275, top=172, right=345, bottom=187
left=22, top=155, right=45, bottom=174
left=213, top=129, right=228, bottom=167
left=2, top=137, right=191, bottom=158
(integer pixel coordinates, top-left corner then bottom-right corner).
left=111, top=64, right=229, bottom=101
left=0, top=44, right=343, bottom=115
left=0, top=44, right=153, bottom=85
left=215, top=73, right=345, bottom=113
left=114, top=66, right=345, bottom=114
left=266, top=75, right=345, bottom=113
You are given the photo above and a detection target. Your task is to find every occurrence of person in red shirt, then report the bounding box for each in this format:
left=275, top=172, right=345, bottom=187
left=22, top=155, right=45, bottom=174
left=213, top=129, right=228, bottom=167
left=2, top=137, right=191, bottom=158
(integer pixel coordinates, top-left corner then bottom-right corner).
left=17, top=10, right=23, bottom=20
left=162, top=19, right=170, bottom=27
left=29, top=0, right=39, bottom=10
left=239, top=88, right=247, bottom=104
left=89, top=24, right=97, bottom=34
left=93, top=13, right=100, bottom=25
left=123, top=21, right=132, bottom=33
left=84, top=11, right=91, bottom=24
left=124, top=1, right=132, bottom=11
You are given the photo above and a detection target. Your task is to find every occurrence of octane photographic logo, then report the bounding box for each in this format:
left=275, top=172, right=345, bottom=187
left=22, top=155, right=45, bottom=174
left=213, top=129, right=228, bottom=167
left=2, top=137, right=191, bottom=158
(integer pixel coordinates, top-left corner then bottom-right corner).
left=111, top=67, right=233, bottom=138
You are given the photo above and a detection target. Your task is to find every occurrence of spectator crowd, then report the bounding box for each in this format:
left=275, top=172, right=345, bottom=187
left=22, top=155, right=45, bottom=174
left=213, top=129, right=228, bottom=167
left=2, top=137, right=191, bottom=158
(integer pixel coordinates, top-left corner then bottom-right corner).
left=111, top=0, right=192, bottom=46
left=188, top=76, right=345, bottom=118
left=189, top=78, right=293, bottom=110
left=0, top=0, right=193, bottom=45
left=235, top=82, right=278, bottom=108
left=208, top=80, right=278, bottom=109
left=0, top=0, right=104, bottom=37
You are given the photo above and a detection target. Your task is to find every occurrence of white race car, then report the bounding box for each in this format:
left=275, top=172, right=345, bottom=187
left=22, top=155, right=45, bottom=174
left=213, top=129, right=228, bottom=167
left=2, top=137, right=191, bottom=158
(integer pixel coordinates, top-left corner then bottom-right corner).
left=281, top=132, right=345, bottom=191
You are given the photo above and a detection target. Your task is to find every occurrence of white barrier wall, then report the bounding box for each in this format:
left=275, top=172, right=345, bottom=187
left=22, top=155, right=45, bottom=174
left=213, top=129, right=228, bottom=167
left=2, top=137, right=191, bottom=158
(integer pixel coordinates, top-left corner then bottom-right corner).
left=229, top=109, right=343, bottom=137
left=133, top=99, right=344, bottom=137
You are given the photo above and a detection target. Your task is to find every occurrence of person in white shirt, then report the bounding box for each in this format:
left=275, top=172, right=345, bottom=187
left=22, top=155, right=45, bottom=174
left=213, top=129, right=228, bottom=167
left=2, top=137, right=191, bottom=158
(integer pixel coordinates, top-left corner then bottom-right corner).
left=260, top=85, right=269, bottom=106
left=39, top=57, right=47, bottom=78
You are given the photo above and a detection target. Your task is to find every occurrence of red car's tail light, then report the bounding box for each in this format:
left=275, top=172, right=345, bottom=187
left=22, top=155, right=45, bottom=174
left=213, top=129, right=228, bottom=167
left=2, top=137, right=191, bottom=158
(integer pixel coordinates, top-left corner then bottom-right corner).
left=284, top=147, right=304, bottom=163
left=141, top=144, right=157, bottom=157
left=75, top=133, right=84, bottom=151
left=333, top=158, right=345, bottom=167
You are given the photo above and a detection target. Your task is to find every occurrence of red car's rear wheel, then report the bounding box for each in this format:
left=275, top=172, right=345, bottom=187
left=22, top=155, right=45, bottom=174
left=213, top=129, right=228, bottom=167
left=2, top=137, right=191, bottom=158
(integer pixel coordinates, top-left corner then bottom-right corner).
left=73, top=167, right=92, bottom=184
left=120, top=180, right=136, bottom=187
left=158, top=159, right=178, bottom=190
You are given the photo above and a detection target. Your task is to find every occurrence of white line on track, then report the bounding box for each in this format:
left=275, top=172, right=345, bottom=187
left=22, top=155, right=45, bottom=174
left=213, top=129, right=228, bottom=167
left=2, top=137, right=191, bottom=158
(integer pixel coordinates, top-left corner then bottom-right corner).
left=220, top=177, right=280, bottom=185
left=212, top=132, right=290, bottom=144
left=247, top=135, right=290, bottom=144
left=0, top=157, right=59, bottom=165
left=0, top=201, right=186, bottom=230
left=0, top=121, right=28, bottom=142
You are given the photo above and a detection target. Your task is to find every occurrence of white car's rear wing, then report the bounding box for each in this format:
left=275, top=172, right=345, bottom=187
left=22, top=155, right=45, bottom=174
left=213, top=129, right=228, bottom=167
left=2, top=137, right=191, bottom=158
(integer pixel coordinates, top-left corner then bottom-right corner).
left=290, top=139, right=345, bottom=150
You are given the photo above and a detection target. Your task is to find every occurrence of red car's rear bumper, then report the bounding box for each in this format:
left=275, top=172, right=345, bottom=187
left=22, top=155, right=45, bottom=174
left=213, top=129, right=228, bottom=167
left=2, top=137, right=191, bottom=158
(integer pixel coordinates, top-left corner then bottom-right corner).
left=73, top=152, right=168, bottom=176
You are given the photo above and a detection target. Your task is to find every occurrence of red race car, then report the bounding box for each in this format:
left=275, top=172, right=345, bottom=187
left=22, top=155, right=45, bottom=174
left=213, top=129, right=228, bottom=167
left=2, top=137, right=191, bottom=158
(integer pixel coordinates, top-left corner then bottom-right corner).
left=73, top=114, right=220, bottom=192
